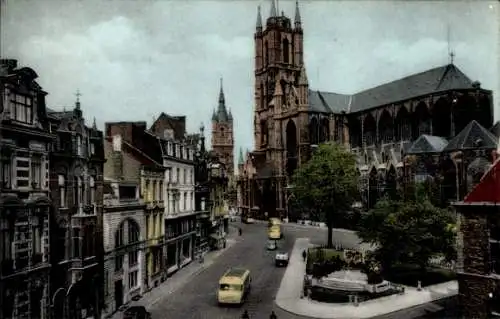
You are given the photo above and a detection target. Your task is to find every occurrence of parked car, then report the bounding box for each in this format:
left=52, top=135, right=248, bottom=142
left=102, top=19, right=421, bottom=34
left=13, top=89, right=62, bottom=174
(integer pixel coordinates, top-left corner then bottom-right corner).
left=275, top=251, right=289, bottom=267
left=267, top=240, right=277, bottom=250
left=123, top=306, right=152, bottom=319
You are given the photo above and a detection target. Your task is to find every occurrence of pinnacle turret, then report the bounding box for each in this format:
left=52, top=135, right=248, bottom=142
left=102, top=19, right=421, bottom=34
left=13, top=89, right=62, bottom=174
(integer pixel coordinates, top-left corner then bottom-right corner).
left=270, top=0, right=277, bottom=17
left=294, top=0, right=302, bottom=28
left=256, top=5, right=262, bottom=31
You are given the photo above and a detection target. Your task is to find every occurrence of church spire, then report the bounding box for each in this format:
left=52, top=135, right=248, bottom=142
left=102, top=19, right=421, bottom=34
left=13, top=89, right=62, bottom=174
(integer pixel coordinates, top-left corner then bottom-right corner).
left=256, top=5, right=262, bottom=31
left=216, top=77, right=229, bottom=122
left=294, top=0, right=302, bottom=28
left=75, top=89, right=81, bottom=110
left=270, top=0, right=277, bottom=17
left=238, top=147, right=244, bottom=165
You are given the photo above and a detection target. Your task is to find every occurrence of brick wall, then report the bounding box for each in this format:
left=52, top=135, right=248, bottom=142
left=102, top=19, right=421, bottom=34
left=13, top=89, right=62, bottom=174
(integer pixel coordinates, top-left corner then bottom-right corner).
left=103, top=139, right=142, bottom=183
left=458, top=205, right=500, bottom=318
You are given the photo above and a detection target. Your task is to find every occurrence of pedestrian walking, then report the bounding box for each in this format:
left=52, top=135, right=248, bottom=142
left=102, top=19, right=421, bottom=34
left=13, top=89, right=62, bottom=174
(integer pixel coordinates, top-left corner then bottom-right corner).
left=302, top=249, right=307, bottom=262
left=270, top=310, right=277, bottom=319
left=238, top=227, right=242, bottom=236
left=241, top=309, right=250, bottom=318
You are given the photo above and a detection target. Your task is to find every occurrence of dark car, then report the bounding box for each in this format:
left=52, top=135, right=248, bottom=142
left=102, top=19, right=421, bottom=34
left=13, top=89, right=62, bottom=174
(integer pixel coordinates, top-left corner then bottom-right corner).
left=123, top=306, right=152, bottom=319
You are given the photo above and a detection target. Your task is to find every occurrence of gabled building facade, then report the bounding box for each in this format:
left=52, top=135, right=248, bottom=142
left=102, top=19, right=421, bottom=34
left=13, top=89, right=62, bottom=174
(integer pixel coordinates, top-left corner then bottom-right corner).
left=47, top=97, right=105, bottom=319
left=237, top=0, right=495, bottom=220
left=0, top=59, right=54, bottom=319
left=105, top=118, right=198, bottom=279
left=454, top=157, right=500, bottom=318
left=102, top=132, right=157, bottom=316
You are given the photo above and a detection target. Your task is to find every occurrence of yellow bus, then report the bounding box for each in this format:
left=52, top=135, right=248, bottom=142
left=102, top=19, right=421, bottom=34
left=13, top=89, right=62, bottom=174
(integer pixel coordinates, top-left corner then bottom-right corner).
left=268, top=218, right=282, bottom=240
left=217, top=268, right=252, bottom=305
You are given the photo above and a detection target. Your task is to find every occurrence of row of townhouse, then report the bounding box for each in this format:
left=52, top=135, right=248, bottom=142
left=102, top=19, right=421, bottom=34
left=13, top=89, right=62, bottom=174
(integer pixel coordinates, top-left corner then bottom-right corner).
left=101, top=117, right=230, bottom=316
left=0, top=59, right=231, bottom=319
left=0, top=59, right=106, bottom=319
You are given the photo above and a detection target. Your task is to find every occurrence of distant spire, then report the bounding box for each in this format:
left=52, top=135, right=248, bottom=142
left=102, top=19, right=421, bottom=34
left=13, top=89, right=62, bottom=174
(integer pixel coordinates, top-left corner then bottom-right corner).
left=294, top=0, right=302, bottom=28
left=228, top=108, right=233, bottom=121
left=446, top=24, right=455, bottom=65
left=238, top=147, right=244, bottom=165
left=256, top=5, right=262, bottom=31
left=216, top=78, right=229, bottom=122
left=92, top=117, right=97, bottom=130
left=199, top=122, right=206, bottom=152
left=75, top=89, right=82, bottom=109
left=270, top=0, right=277, bottom=17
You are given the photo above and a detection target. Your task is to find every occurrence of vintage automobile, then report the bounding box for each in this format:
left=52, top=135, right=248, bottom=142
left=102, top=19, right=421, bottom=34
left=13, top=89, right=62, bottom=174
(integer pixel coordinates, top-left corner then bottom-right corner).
left=267, top=240, right=277, bottom=251
left=275, top=251, right=289, bottom=267
left=123, top=306, right=152, bottom=319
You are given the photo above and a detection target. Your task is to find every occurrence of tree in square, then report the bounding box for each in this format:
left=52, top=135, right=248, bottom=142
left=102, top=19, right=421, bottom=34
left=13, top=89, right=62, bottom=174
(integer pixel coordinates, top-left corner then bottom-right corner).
left=291, top=142, right=359, bottom=248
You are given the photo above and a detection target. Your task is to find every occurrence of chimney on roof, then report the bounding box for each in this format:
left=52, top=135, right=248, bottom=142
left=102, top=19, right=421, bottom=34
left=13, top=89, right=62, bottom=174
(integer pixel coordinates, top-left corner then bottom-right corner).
left=111, top=134, right=123, bottom=180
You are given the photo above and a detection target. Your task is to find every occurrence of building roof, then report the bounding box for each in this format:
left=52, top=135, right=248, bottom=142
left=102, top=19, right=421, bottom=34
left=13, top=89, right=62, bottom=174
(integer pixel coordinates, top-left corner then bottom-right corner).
left=213, top=78, right=232, bottom=123
left=443, top=120, right=498, bottom=152
left=463, top=158, right=500, bottom=204
left=406, top=134, right=448, bottom=154
left=312, top=63, right=475, bottom=114
left=308, top=90, right=350, bottom=113
left=491, top=121, right=500, bottom=138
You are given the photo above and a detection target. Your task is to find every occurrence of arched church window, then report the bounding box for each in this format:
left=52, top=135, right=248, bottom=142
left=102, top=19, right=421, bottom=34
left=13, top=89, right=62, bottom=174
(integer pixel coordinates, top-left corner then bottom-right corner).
left=264, top=41, right=269, bottom=66
left=260, top=83, right=265, bottom=109
left=283, top=38, right=289, bottom=64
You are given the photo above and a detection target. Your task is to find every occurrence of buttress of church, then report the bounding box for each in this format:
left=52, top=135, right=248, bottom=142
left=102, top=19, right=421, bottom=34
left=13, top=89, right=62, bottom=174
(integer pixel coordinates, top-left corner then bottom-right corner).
left=211, top=79, right=235, bottom=185
left=237, top=0, right=497, bottom=221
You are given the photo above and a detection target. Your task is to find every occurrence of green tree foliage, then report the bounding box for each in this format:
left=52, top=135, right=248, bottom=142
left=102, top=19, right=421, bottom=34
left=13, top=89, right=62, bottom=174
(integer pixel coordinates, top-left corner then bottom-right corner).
left=357, top=194, right=456, bottom=272
left=292, top=142, right=359, bottom=247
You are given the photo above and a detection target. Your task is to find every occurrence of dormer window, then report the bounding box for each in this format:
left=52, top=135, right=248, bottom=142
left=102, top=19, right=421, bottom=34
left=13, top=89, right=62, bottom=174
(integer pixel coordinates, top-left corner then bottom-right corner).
left=11, top=94, right=33, bottom=124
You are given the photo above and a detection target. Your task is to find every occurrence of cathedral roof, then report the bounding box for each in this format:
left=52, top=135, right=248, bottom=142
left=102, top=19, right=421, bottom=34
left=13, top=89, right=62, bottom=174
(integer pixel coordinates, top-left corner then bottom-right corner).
left=308, top=90, right=350, bottom=113
left=443, top=120, right=498, bottom=152
left=406, top=134, right=448, bottom=154
left=314, top=63, right=476, bottom=114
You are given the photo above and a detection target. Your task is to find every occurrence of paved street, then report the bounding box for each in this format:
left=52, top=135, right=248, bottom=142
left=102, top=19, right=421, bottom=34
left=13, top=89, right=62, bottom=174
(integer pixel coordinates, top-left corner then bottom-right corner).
left=147, top=222, right=295, bottom=319
left=128, top=221, right=369, bottom=319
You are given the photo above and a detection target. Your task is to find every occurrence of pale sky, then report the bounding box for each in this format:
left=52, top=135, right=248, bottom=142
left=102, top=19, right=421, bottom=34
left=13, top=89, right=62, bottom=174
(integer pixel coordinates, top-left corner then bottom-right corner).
left=1, top=0, right=498, bottom=163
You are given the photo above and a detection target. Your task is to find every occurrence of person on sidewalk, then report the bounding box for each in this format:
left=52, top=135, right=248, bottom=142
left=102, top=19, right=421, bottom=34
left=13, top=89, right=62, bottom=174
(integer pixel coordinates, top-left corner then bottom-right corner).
left=269, top=310, right=277, bottom=319
left=302, top=249, right=307, bottom=262
left=241, top=309, right=250, bottom=318
left=238, top=227, right=242, bottom=236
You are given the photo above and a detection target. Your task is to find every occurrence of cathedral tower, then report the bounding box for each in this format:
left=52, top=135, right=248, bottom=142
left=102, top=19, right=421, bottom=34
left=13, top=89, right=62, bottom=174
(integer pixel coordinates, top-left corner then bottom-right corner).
left=211, top=78, right=234, bottom=178
left=252, top=0, right=309, bottom=218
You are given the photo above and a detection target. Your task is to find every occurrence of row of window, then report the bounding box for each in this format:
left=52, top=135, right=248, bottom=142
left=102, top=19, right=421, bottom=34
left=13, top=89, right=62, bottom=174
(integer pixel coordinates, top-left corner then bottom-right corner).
left=8, top=93, right=34, bottom=124
left=167, top=167, right=195, bottom=185
left=58, top=175, right=96, bottom=208
left=168, top=191, right=195, bottom=213
left=0, top=154, right=46, bottom=190
left=164, top=137, right=194, bottom=161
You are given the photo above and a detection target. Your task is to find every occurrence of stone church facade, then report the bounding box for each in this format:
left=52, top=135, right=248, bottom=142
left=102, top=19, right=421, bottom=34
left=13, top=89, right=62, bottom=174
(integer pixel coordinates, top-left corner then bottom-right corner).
left=236, top=0, right=496, bottom=220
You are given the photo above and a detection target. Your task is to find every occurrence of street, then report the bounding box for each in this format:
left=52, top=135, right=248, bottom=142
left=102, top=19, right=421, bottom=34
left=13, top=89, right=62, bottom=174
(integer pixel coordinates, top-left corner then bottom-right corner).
left=134, top=221, right=367, bottom=319
left=148, top=222, right=295, bottom=319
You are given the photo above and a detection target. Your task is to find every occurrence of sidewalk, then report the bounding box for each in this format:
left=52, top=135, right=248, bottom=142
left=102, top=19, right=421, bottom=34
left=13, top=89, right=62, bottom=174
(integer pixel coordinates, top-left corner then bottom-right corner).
left=109, top=237, right=238, bottom=319
left=275, top=238, right=458, bottom=319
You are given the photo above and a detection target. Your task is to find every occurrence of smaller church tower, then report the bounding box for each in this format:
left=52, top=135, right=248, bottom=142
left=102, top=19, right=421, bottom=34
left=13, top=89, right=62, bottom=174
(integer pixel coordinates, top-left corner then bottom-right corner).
left=211, top=78, right=234, bottom=179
